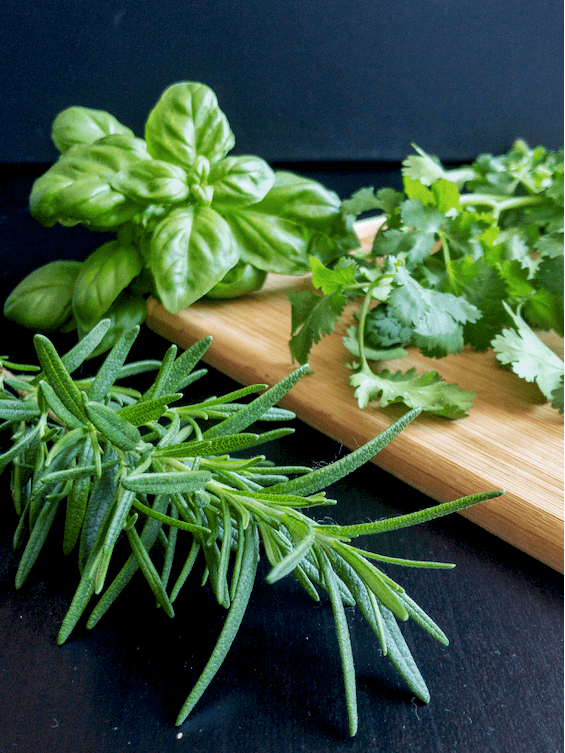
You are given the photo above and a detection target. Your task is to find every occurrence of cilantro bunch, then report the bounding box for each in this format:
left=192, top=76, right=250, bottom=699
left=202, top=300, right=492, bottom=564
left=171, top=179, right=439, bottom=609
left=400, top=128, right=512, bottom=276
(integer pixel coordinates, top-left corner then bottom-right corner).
left=289, top=141, right=564, bottom=417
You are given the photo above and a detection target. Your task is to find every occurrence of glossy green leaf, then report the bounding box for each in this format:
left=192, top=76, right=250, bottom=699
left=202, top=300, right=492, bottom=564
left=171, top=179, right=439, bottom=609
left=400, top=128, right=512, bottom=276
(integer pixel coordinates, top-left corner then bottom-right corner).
left=222, top=170, right=358, bottom=274
left=111, top=159, right=190, bottom=204
left=205, top=260, right=267, bottom=299
left=72, top=240, right=143, bottom=330
left=3, top=260, right=83, bottom=332
left=145, top=82, right=235, bottom=168
left=29, top=136, right=149, bottom=230
left=51, top=106, right=135, bottom=153
left=210, top=155, right=274, bottom=210
left=149, top=206, right=238, bottom=313
left=77, top=290, right=147, bottom=359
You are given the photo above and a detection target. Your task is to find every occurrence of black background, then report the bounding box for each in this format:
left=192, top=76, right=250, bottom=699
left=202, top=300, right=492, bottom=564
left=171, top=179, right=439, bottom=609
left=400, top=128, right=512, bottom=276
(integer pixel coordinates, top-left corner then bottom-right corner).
left=1, top=0, right=563, bottom=165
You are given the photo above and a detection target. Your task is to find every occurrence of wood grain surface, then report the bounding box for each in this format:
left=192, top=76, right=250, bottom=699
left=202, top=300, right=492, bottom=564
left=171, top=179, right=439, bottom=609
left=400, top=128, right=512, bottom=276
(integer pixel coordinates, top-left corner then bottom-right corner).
left=146, top=219, right=564, bottom=572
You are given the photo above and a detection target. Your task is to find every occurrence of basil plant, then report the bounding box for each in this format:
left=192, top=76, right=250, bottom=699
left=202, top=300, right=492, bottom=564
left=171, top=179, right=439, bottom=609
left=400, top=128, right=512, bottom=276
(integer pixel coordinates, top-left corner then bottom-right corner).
left=5, top=82, right=358, bottom=354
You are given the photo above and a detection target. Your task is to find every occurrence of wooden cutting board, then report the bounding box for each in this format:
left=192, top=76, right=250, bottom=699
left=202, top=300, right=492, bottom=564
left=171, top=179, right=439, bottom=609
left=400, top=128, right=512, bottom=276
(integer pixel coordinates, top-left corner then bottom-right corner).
left=146, top=219, right=564, bottom=573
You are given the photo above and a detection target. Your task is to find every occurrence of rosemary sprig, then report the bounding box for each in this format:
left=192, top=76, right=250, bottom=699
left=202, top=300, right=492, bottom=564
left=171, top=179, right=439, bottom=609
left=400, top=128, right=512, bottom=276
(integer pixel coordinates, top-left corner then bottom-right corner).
left=0, top=322, right=503, bottom=736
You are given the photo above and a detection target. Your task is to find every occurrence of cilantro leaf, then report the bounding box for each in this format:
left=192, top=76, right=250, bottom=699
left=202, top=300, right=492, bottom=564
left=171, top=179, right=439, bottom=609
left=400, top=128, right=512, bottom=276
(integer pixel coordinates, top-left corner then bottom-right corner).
left=537, top=253, right=564, bottom=297
left=373, top=187, right=406, bottom=214
left=403, top=175, right=435, bottom=205
left=400, top=199, right=445, bottom=234
left=522, top=288, right=564, bottom=335
left=340, top=187, right=380, bottom=218
left=448, top=256, right=509, bottom=350
left=430, top=179, right=462, bottom=215
left=402, top=145, right=446, bottom=186
left=491, top=302, right=564, bottom=402
left=535, top=233, right=565, bottom=261
left=350, top=364, right=475, bottom=418
left=363, top=304, right=413, bottom=349
left=372, top=227, right=436, bottom=268
left=310, top=256, right=358, bottom=295
left=389, top=265, right=481, bottom=357
left=402, top=144, right=475, bottom=189
left=288, top=289, right=348, bottom=364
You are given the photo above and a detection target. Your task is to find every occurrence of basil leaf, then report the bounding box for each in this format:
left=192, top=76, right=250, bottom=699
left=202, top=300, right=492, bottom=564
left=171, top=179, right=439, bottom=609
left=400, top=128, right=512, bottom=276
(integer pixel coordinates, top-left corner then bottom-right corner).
left=72, top=240, right=143, bottom=329
left=3, top=260, right=82, bottom=332
left=252, top=171, right=359, bottom=265
left=210, top=155, right=274, bottom=210
left=221, top=171, right=358, bottom=274
left=149, top=206, right=238, bottom=313
left=77, top=290, right=147, bottom=359
left=51, top=106, right=135, bottom=154
left=144, top=82, right=235, bottom=168
left=29, top=136, right=150, bottom=230
left=222, top=208, right=311, bottom=275
left=111, top=160, right=190, bottom=205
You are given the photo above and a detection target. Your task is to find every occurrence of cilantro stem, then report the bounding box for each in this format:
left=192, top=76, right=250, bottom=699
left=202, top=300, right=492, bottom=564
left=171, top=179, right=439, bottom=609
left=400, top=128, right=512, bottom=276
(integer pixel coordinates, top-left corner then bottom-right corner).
left=459, top=193, right=543, bottom=220
left=356, top=282, right=376, bottom=370
left=437, top=231, right=459, bottom=295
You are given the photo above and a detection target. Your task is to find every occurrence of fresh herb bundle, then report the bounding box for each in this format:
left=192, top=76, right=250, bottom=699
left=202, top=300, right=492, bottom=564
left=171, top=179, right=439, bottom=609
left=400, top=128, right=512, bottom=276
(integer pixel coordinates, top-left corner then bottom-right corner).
left=1, top=321, right=501, bottom=736
left=289, top=141, right=564, bottom=417
left=3, top=82, right=357, bottom=355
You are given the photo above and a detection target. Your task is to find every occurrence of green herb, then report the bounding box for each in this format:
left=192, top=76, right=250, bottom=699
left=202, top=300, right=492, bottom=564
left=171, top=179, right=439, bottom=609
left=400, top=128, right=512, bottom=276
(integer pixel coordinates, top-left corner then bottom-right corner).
left=3, top=82, right=357, bottom=353
left=0, top=322, right=502, bottom=736
left=290, top=141, right=564, bottom=416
